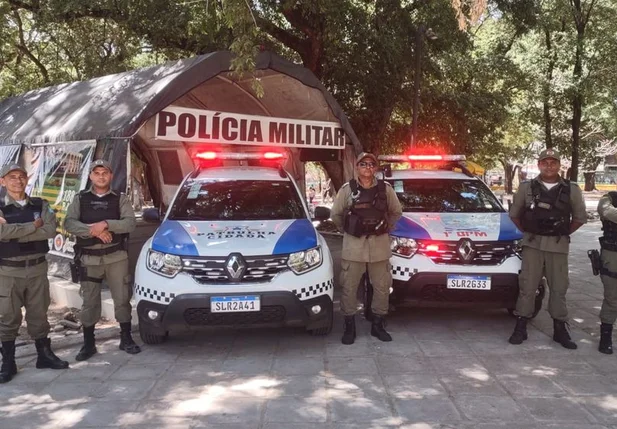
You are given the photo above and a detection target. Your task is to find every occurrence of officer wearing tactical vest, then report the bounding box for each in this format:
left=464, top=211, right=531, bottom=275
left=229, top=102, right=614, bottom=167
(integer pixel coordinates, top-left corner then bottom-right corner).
left=331, top=152, right=402, bottom=345
left=64, top=160, right=140, bottom=360
left=0, top=164, right=69, bottom=383
left=595, top=192, right=617, bottom=354
left=508, top=149, right=587, bottom=348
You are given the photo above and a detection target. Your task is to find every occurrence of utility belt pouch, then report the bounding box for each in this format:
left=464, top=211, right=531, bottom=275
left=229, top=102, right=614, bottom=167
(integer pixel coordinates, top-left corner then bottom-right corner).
left=588, top=249, right=601, bottom=276
left=70, top=261, right=80, bottom=283
left=343, top=212, right=364, bottom=238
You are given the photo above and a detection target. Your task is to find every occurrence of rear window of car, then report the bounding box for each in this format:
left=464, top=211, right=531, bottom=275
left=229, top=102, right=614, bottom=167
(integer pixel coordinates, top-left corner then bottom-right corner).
left=169, top=180, right=306, bottom=221
left=393, top=178, right=504, bottom=213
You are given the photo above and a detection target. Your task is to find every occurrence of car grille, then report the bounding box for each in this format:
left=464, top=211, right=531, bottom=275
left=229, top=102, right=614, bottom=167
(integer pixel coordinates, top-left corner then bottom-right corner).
left=416, top=240, right=517, bottom=266
left=184, top=306, right=287, bottom=325
left=417, top=284, right=518, bottom=303
left=182, top=255, right=289, bottom=283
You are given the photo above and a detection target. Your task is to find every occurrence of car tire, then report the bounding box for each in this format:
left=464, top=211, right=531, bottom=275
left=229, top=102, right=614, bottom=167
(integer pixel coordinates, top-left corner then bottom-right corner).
left=309, top=307, right=333, bottom=336
left=139, top=325, right=168, bottom=345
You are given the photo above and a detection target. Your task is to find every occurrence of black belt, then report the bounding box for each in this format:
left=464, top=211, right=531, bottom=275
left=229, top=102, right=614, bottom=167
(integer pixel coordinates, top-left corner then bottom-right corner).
left=0, top=255, right=47, bottom=267
left=80, top=243, right=124, bottom=256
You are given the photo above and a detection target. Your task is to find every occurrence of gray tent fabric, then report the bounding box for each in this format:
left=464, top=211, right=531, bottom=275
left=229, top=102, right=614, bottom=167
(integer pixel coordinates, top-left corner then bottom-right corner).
left=0, top=51, right=361, bottom=152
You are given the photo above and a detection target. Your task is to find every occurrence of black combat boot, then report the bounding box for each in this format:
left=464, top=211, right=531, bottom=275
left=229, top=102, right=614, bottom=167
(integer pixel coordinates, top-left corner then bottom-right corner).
left=341, top=316, right=356, bottom=345
left=119, top=322, right=142, bottom=354
left=553, top=319, right=577, bottom=349
left=0, top=340, right=18, bottom=383
left=35, top=338, right=69, bottom=369
left=599, top=323, right=613, bottom=355
left=371, top=315, right=392, bottom=342
left=508, top=316, right=528, bottom=345
left=75, top=325, right=98, bottom=361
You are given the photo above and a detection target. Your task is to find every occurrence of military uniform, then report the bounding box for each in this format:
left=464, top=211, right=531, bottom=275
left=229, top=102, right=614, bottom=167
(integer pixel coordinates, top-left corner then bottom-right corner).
left=508, top=149, right=587, bottom=349
left=596, top=193, right=617, bottom=354
left=0, top=164, right=68, bottom=384
left=64, top=159, right=140, bottom=360
left=331, top=152, right=402, bottom=344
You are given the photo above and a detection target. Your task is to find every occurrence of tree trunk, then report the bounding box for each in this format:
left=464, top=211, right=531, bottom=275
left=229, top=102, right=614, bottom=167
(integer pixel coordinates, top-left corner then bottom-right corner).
left=501, top=160, right=518, bottom=194
left=543, top=27, right=555, bottom=148
left=321, top=161, right=345, bottom=193
left=583, top=172, right=596, bottom=191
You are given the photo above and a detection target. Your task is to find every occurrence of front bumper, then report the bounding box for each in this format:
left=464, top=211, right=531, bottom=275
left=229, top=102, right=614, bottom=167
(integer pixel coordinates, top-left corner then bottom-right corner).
left=393, top=272, right=519, bottom=306
left=137, top=291, right=333, bottom=334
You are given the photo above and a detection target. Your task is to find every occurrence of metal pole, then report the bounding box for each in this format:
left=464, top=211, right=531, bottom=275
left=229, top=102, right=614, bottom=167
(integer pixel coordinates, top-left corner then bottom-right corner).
left=411, top=24, right=424, bottom=148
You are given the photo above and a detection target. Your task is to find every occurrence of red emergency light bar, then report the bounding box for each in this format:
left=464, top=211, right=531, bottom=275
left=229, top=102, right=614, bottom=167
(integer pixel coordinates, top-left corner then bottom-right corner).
left=378, top=154, right=466, bottom=162
left=194, top=151, right=287, bottom=161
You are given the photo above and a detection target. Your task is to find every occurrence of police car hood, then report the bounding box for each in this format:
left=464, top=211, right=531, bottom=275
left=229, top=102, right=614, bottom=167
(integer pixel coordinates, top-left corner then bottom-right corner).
left=150, top=219, right=318, bottom=257
left=392, top=212, right=522, bottom=241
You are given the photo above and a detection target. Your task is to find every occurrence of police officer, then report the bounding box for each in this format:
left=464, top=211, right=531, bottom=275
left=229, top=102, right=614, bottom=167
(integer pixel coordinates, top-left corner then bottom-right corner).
left=508, top=149, right=587, bottom=348
left=64, top=160, right=140, bottom=360
left=596, top=192, right=617, bottom=354
left=331, top=152, right=402, bottom=345
left=0, top=164, right=69, bottom=383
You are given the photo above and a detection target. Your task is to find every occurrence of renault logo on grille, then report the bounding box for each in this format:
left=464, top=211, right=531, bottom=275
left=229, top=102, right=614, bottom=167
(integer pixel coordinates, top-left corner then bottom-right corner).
left=225, top=253, right=246, bottom=280
left=457, top=239, right=475, bottom=262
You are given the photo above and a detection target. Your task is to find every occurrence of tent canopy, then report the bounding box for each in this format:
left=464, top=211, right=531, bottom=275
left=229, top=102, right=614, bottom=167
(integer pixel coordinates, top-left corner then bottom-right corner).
left=0, top=51, right=360, bottom=151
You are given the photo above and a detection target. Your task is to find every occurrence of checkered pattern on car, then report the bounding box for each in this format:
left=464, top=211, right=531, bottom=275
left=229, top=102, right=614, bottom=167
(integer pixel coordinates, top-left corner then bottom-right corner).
left=135, top=284, right=176, bottom=304
left=392, top=265, right=412, bottom=278
left=293, top=278, right=334, bottom=300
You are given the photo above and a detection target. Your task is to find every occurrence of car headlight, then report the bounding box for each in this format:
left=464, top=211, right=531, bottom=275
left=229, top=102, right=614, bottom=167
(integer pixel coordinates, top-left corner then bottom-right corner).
left=147, top=250, right=182, bottom=277
left=391, top=236, right=418, bottom=258
left=288, top=246, right=322, bottom=274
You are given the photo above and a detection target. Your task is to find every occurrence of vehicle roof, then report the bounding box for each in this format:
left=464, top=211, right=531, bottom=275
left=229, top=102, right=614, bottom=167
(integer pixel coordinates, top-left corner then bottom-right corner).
left=191, top=166, right=290, bottom=182
left=383, top=169, right=478, bottom=180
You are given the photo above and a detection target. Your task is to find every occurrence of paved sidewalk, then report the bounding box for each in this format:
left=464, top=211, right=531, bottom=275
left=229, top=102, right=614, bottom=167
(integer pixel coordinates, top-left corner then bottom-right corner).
left=3, top=222, right=617, bottom=429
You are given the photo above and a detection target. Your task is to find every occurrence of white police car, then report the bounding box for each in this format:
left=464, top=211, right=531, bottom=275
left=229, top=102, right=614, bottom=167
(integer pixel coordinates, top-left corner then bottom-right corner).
left=134, top=151, right=334, bottom=344
left=380, top=154, right=544, bottom=316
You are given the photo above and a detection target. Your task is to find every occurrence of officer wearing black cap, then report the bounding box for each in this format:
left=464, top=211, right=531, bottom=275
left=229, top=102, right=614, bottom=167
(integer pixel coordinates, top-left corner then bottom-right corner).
left=64, top=159, right=140, bottom=361
left=0, top=164, right=69, bottom=383
left=508, top=149, right=587, bottom=348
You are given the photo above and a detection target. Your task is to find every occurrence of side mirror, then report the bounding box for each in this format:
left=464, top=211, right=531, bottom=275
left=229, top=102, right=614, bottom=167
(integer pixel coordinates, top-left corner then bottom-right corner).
left=314, top=206, right=331, bottom=221
left=142, top=207, right=161, bottom=223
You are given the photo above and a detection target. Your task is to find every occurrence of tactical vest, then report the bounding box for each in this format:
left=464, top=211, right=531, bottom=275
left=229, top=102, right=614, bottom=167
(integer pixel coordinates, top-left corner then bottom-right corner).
left=600, top=192, right=617, bottom=251
left=76, top=191, right=127, bottom=248
left=343, top=180, right=388, bottom=237
left=0, top=198, right=50, bottom=257
left=521, top=179, right=572, bottom=236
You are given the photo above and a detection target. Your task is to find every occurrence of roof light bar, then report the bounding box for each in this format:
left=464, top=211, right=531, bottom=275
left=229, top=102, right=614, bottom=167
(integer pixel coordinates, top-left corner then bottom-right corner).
left=378, top=154, right=466, bottom=162
left=194, top=151, right=287, bottom=161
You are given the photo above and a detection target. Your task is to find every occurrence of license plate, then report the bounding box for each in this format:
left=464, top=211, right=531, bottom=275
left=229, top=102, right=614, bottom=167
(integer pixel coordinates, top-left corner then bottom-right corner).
left=446, top=275, right=491, bottom=290
left=210, top=295, right=261, bottom=313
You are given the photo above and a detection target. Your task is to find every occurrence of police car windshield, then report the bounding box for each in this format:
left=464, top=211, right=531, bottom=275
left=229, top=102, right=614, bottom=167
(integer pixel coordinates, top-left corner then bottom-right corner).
left=169, top=180, right=306, bottom=221
left=394, top=179, right=504, bottom=213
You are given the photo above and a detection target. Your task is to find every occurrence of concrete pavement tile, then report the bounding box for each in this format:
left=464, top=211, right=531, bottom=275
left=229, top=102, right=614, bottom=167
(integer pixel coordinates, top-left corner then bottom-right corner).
left=471, top=424, right=607, bottom=429
left=221, top=356, right=274, bottom=374
left=262, top=424, right=330, bottom=429
left=326, top=356, right=378, bottom=374
left=371, top=340, right=424, bottom=357
left=587, top=356, right=617, bottom=375
left=4, top=366, right=64, bottom=384
left=272, top=356, right=326, bottom=375
left=393, top=397, right=461, bottom=424
left=38, top=381, right=103, bottom=402
left=109, top=362, right=171, bottom=380
left=268, top=375, right=327, bottom=397
left=454, top=395, right=529, bottom=421
left=166, top=361, right=225, bottom=378
left=51, top=360, right=118, bottom=383
left=192, top=424, right=258, bottom=429
left=54, top=400, right=140, bottom=427
left=328, top=393, right=394, bottom=423
left=376, top=354, right=433, bottom=374
left=0, top=401, right=77, bottom=429
left=325, top=339, right=374, bottom=357
left=467, top=339, right=554, bottom=356
left=428, top=356, right=489, bottom=375
left=410, top=325, right=459, bottom=341
left=439, top=373, right=508, bottom=396
left=326, top=374, right=387, bottom=397
left=264, top=395, right=327, bottom=423
left=382, top=373, right=447, bottom=399
left=577, top=395, right=617, bottom=424
left=148, top=376, right=224, bottom=401
left=416, top=339, right=474, bottom=357
left=183, top=395, right=266, bottom=422
left=555, top=374, right=617, bottom=396
left=480, top=353, right=597, bottom=376
left=123, top=346, right=180, bottom=363
left=91, top=379, right=157, bottom=401
left=495, top=374, right=567, bottom=397
left=518, top=396, right=595, bottom=423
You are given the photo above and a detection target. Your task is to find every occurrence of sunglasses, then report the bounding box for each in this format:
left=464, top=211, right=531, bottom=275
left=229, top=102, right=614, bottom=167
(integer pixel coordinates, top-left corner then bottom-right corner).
left=358, top=162, right=376, bottom=168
